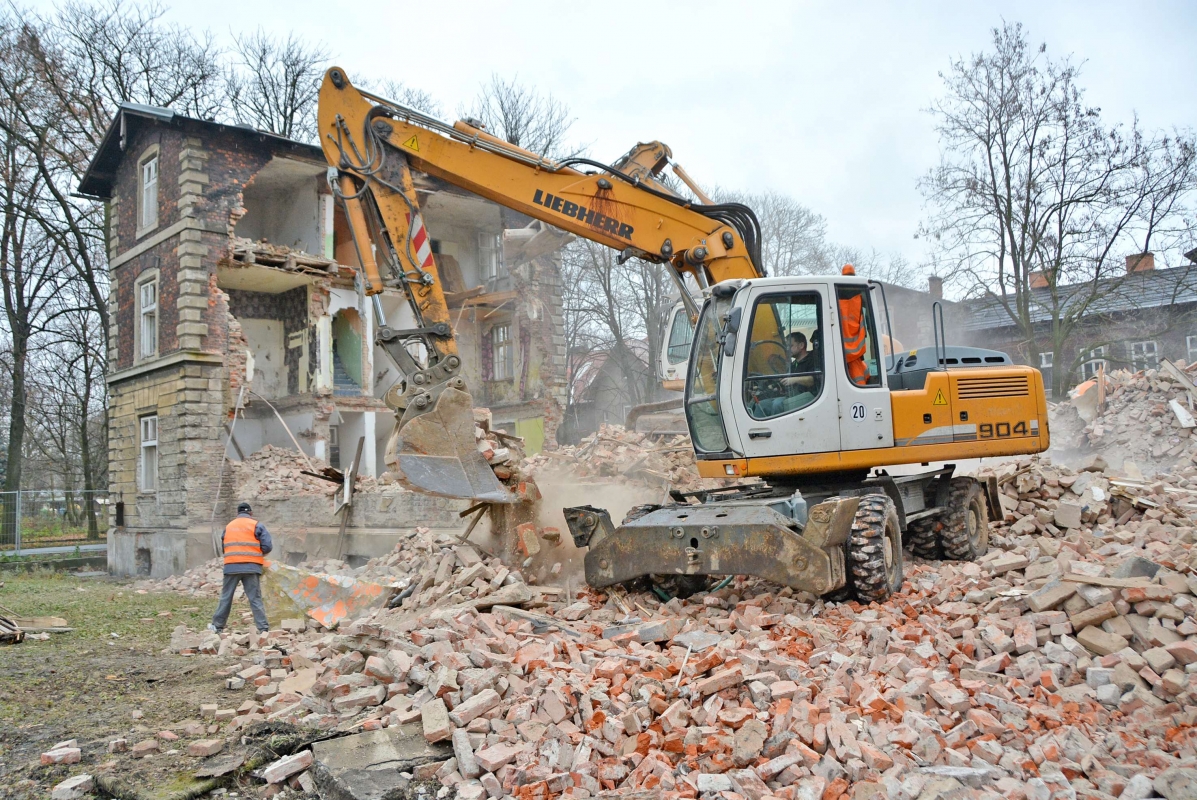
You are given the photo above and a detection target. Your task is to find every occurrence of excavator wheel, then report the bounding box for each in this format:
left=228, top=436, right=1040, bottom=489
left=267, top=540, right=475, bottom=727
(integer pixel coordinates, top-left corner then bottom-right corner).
left=905, top=517, right=942, bottom=561
left=938, top=478, right=989, bottom=561
left=845, top=493, right=904, bottom=604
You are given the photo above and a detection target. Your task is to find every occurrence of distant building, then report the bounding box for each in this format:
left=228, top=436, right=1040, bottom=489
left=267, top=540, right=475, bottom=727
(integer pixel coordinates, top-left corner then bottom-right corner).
left=959, top=253, right=1197, bottom=391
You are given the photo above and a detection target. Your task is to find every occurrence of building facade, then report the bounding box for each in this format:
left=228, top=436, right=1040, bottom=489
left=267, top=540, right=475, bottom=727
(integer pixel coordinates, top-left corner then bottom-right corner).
left=80, top=104, right=568, bottom=577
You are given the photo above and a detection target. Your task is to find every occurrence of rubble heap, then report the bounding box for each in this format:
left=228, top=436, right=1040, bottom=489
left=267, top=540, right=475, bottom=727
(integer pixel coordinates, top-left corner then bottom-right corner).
left=522, top=424, right=727, bottom=494
left=233, top=445, right=346, bottom=500
left=143, top=455, right=1197, bottom=800
left=1056, top=361, right=1197, bottom=476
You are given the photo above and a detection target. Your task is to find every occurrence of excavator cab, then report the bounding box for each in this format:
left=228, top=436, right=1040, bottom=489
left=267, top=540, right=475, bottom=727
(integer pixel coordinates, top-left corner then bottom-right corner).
left=685, top=276, right=894, bottom=465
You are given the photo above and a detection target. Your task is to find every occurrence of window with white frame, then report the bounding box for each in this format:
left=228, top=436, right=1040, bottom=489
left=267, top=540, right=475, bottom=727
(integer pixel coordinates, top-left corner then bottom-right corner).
left=1038, top=351, right=1053, bottom=384
left=138, top=277, right=158, bottom=360
left=138, top=151, right=159, bottom=233
left=1079, top=345, right=1108, bottom=381
left=1131, top=341, right=1159, bottom=372
left=140, top=415, right=158, bottom=493
left=491, top=324, right=513, bottom=380
left=1188, top=335, right=1197, bottom=364
left=479, top=232, right=501, bottom=283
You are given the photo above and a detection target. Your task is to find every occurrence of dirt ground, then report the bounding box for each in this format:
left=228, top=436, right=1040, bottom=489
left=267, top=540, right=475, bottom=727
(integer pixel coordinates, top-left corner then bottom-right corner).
left=0, top=570, right=265, bottom=799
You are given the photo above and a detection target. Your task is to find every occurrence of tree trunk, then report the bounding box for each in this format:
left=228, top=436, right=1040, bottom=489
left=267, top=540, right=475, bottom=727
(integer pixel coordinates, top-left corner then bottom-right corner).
left=3, top=333, right=26, bottom=543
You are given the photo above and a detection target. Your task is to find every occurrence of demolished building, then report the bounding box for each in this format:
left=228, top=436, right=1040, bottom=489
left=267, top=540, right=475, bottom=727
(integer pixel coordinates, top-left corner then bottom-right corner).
left=78, top=104, right=570, bottom=577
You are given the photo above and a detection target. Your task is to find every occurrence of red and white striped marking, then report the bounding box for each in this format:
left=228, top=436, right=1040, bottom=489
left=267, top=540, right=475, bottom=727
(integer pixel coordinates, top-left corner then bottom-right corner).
left=408, top=213, right=435, bottom=269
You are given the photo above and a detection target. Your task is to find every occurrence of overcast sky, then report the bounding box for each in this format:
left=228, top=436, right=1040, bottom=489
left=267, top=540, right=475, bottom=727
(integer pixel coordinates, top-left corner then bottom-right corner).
left=158, top=1, right=1197, bottom=274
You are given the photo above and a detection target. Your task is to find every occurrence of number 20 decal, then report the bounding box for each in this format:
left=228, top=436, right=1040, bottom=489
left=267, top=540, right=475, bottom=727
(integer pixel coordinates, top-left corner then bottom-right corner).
left=979, top=421, right=1028, bottom=438
left=850, top=403, right=867, bottom=421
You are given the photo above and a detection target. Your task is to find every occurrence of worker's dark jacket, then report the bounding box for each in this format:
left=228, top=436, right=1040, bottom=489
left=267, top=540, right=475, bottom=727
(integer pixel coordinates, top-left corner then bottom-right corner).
left=222, top=513, right=273, bottom=575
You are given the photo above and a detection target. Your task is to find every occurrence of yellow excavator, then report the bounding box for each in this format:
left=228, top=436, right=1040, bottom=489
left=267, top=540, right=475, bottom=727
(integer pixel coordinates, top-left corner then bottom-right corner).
left=318, top=68, right=1049, bottom=602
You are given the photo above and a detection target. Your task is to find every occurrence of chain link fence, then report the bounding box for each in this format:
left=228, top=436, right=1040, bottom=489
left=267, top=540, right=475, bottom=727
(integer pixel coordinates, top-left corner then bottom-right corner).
left=0, top=490, right=109, bottom=555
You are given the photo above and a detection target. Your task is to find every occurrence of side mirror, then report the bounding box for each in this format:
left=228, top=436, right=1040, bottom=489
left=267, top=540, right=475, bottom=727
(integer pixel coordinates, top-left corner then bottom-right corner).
left=721, top=307, right=742, bottom=356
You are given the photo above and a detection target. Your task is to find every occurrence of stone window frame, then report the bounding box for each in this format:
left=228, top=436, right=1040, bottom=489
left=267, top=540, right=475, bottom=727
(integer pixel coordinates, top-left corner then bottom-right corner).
left=139, top=414, right=158, bottom=494
left=136, top=144, right=160, bottom=239
left=491, top=322, right=513, bottom=381
left=135, top=268, right=160, bottom=363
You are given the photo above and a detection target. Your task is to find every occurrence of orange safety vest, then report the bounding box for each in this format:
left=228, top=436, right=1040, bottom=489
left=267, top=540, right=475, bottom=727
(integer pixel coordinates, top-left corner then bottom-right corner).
left=839, top=293, right=870, bottom=386
left=223, top=516, right=264, bottom=566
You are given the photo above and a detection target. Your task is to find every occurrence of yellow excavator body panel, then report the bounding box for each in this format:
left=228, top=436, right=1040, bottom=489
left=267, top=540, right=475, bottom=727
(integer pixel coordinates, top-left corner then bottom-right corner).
left=697, top=365, right=1049, bottom=479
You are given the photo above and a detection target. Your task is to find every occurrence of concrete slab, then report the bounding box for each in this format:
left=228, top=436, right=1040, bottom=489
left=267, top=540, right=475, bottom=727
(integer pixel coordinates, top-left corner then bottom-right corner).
left=310, top=723, right=451, bottom=800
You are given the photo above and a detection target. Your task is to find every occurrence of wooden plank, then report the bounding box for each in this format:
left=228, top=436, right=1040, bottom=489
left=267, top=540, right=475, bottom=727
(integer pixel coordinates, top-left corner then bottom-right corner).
left=1170, top=399, right=1196, bottom=429
left=1161, top=359, right=1197, bottom=404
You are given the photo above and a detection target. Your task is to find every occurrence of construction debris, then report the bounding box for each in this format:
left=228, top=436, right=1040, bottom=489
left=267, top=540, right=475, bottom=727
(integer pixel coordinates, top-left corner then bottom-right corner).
left=1057, top=359, right=1197, bottom=476
left=140, top=449, right=1197, bottom=800
left=522, top=423, right=729, bottom=494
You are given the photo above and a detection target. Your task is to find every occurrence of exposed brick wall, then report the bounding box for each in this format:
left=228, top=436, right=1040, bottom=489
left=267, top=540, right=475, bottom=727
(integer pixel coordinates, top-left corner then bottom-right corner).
left=227, top=286, right=309, bottom=394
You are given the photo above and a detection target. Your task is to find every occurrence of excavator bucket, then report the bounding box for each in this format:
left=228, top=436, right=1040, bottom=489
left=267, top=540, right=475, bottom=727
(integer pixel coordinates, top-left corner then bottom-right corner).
left=384, top=386, right=514, bottom=504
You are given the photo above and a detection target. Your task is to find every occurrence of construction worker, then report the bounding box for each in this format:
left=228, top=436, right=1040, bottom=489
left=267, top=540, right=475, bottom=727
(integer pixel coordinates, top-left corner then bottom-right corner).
left=208, top=502, right=272, bottom=635
left=838, top=264, right=870, bottom=386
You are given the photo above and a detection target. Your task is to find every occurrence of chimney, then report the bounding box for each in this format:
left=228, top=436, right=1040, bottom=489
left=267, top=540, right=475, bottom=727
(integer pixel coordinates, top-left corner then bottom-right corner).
left=1029, top=271, right=1049, bottom=288
left=927, top=275, right=943, bottom=300
left=1126, top=252, right=1155, bottom=273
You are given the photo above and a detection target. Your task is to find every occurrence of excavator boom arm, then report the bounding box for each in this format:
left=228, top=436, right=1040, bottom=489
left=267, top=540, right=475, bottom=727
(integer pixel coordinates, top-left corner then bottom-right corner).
left=315, top=67, right=762, bottom=503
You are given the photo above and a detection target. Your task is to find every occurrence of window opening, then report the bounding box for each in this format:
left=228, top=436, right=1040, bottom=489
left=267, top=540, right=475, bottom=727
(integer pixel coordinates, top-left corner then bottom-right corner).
left=492, top=324, right=513, bottom=380
left=139, top=278, right=157, bottom=359
left=1079, top=345, right=1108, bottom=381
left=140, top=415, right=158, bottom=492
left=139, top=154, right=158, bottom=231
left=1131, top=341, right=1158, bottom=372
left=743, top=293, right=824, bottom=420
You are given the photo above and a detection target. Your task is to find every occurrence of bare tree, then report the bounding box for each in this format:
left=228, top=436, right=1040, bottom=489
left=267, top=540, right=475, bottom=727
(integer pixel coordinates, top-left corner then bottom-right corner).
left=920, top=22, right=1196, bottom=398
left=364, top=78, right=443, bottom=118
left=465, top=74, right=578, bottom=158
left=227, top=28, right=328, bottom=141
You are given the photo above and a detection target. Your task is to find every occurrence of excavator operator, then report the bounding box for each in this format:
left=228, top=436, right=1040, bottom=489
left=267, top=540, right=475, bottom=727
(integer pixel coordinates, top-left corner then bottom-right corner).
left=838, top=264, right=870, bottom=386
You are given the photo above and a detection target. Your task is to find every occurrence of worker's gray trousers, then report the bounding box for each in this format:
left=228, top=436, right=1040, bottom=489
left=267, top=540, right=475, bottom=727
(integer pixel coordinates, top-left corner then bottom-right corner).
left=212, top=572, right=269, bottom=633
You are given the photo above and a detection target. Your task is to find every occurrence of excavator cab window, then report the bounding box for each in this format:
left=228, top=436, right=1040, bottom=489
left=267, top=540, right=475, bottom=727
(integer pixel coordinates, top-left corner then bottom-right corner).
left=743, top=293, right=824, bottom=420
left=835, top=285, right=882, bottom=388
left=685, top=296, right=733, bottom=453
left=666, top=307, right=694, bottom=364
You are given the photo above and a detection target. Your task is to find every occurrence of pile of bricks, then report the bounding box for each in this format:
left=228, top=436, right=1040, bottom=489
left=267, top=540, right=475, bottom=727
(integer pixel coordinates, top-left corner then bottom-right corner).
left=522, top=424, right=727, bottom=494
left=143, top=477, right=1197, bottom=800
left=1057, top=361, right=1197, bottom=477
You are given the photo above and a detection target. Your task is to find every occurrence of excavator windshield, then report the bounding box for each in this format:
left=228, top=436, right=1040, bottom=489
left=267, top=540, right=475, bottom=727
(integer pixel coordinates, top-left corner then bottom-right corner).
left=685, top=295, right=733, bottom=453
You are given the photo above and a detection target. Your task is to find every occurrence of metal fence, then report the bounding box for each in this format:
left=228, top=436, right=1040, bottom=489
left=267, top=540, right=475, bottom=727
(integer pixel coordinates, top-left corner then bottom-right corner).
left=0, top=490, right=110, bottom=556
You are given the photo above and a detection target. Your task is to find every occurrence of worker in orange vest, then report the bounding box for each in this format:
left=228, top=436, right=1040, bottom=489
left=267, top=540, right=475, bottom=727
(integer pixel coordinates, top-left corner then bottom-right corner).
left=839, top=264, right=870, bottom=386
left=209, top=502, right=273, bottom=634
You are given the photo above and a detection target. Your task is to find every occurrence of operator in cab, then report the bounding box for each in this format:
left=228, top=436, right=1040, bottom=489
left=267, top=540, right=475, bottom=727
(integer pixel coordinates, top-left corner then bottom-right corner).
left=782, top=331, right=821, bottom=393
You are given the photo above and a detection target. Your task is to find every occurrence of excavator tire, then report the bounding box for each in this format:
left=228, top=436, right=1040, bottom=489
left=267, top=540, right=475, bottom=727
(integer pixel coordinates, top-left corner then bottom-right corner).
left=845, top=493, right=904, bottom=604
left=938, top=478, right=989, bottom=561
left=905, top=517, right=941, bottom=560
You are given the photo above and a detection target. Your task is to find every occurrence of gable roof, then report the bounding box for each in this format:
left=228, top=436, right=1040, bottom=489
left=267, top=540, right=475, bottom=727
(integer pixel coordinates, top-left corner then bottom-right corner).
left=960, top=264, right=1197, bottom=331
left=78, top=103, right=323, bottom=199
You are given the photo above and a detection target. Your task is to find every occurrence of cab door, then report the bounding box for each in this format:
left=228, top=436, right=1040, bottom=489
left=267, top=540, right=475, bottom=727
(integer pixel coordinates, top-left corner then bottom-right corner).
left=835, top=282, right=895, bottom=451
left=659, top=303, right=693, bottom=391
left=728, top=284, right=841, bottom=458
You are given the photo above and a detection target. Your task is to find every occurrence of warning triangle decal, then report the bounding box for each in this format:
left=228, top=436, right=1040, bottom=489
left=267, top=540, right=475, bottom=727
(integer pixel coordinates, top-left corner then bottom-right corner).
left=932, top=389, right=948, bottom=406
left=402, top=135, right=419, bottom=152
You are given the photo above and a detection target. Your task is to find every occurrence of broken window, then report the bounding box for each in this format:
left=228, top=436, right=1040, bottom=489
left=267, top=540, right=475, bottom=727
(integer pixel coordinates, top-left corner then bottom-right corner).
left=138, top=277, right=158, bottom=360
left=1131, top=340, right=1158, bottom=371
left=138, top=149, right=159, bottom=234
left=492, top=324, right=513, bottom=380
left=140, top=415, right=158, bottom=493
left=1079, top=345, right=1107, bottom=381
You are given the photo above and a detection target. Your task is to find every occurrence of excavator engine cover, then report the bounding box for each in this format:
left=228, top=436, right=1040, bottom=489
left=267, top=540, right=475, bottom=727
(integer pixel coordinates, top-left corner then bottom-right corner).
left=566, top=496, right=858, bottom=593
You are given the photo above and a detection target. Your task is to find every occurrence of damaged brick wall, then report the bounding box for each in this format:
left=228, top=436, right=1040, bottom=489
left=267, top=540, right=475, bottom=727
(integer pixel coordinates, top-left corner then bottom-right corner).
left=226, top=286, right=310, bottom=394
